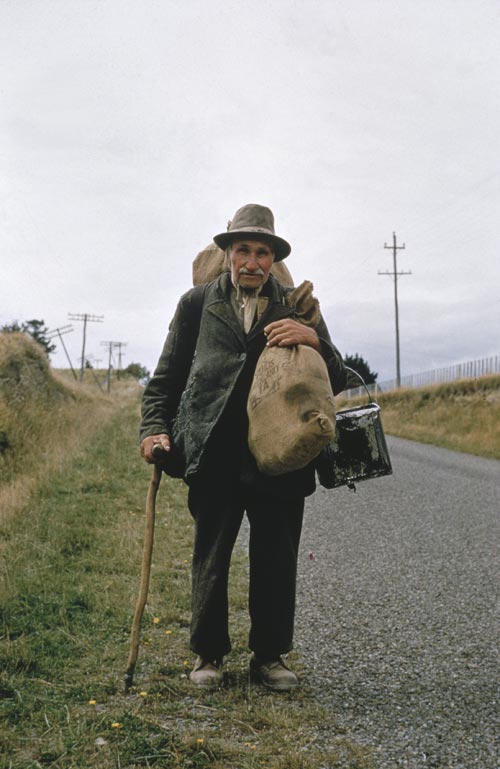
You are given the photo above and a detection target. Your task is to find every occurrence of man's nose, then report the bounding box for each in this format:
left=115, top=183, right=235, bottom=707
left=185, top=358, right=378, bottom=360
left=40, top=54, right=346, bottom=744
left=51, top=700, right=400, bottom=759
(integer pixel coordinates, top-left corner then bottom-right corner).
left=245, top=253, right=259, bottom=269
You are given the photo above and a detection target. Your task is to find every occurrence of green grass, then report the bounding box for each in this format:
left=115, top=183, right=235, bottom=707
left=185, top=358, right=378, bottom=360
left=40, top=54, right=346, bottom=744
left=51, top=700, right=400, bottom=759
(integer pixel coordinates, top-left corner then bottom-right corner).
left=0, top=397, right=369, bottom=769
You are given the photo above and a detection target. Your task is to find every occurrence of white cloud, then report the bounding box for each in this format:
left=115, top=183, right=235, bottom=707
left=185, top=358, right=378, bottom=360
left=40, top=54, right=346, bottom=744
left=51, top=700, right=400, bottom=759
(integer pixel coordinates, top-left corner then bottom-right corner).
left=1, top=0, right=499, bottom=383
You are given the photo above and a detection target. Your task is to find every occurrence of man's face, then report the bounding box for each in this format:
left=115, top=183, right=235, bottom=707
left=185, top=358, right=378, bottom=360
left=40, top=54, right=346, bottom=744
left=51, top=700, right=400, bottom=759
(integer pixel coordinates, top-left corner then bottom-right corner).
left=229, top=239, right=274, bottom=290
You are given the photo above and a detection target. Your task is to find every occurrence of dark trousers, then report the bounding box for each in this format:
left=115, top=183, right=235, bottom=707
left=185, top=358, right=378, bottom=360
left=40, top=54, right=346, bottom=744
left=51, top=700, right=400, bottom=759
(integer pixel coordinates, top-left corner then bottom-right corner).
left=188, top=479, right=304, bottom=659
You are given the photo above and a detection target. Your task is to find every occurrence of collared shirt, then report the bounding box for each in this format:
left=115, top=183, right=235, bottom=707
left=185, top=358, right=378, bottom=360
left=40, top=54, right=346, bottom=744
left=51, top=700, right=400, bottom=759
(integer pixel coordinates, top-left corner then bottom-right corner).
left=229, top=281, right=262, bottom=333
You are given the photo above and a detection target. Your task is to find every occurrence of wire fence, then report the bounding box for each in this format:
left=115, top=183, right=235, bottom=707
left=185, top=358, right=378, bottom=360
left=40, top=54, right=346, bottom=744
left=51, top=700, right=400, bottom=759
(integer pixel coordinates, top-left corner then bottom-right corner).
left=344, top=354, right=500, bottom=399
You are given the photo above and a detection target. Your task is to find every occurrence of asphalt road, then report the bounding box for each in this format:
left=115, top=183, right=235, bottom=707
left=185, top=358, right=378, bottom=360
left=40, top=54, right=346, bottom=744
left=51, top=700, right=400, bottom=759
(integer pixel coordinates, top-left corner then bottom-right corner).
left=295, top=436, right=500, bottom=768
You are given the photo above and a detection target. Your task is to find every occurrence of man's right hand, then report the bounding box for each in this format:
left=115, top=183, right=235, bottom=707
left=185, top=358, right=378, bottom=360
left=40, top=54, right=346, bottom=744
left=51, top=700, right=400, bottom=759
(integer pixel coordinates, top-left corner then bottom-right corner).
left=140, top=434, right=171, bottom=464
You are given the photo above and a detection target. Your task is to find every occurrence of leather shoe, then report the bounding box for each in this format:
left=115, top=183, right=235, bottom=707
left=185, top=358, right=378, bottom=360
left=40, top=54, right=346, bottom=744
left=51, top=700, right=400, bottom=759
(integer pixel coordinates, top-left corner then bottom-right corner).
left=189, top=656, right=223, bottom=689
left=249, top=654, right=299, bottom=691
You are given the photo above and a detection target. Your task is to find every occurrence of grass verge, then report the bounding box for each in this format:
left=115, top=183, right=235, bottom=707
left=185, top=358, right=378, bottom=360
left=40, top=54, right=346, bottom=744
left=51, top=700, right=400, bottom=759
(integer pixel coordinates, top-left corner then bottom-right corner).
left=0, top=333, right=140, bottom=523
left=1, top=398, right=368, bottom=769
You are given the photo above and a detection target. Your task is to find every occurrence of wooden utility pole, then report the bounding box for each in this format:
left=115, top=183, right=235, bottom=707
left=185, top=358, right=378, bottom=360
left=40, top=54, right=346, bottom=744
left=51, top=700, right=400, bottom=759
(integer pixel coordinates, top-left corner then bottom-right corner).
left=100, top=341, right=116, bottom=394
left=68, top=313, right=104, bottom=381
left=83, top=355, right=105, bottom=393
left=47, top=325, right=77, bottom=380
left=114, top=342, right=127, bottom=379
left=100, top=341, right=126, bottom=393
left=378, top=233, right=411, bottom=388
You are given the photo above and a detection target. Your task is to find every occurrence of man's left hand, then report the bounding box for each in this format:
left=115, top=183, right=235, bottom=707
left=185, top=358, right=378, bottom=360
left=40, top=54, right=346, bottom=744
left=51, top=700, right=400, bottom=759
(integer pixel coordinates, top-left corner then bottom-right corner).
left=264, top=319, right=321, bottom=352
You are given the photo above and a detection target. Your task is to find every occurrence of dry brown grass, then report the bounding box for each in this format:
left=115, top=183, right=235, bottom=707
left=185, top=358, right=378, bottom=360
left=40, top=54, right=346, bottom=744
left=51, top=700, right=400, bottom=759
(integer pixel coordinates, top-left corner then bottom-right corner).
left=338, top=374, right=500, bottom=459
left=0, top=332, right=140, bottom=523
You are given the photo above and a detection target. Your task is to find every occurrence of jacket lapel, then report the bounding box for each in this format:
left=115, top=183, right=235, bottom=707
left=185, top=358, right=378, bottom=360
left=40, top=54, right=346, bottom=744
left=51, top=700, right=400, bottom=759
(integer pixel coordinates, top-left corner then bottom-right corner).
left=204, top=273, right=294, bottom=347
left=205, top=301, right=246, bottom=348
left=247, top=276, right=294, bottom=342
left=204, top=274, right=246, bottom=349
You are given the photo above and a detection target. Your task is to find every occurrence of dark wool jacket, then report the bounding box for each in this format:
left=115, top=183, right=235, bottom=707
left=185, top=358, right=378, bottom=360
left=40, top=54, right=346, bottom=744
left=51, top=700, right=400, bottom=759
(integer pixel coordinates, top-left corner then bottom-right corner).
left=140, top=273, right=346, bottom=497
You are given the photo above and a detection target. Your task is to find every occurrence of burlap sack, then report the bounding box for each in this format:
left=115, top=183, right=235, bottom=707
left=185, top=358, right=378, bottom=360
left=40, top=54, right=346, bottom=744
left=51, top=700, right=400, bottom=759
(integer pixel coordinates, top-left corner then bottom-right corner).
left=193, top=243, right=294, bottom=287
left=247, top=344, right=336, bottom=476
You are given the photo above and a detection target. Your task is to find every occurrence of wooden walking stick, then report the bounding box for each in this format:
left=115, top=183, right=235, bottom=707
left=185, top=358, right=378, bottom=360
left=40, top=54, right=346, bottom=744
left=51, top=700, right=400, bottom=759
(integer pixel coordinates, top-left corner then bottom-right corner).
left=124, top=448, right=164, bottom=692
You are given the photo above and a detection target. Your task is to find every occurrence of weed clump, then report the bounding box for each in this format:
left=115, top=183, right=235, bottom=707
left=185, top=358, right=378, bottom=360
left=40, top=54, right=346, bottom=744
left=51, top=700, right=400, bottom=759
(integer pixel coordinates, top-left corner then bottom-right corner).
left=0, top=332, right=69, bottom=404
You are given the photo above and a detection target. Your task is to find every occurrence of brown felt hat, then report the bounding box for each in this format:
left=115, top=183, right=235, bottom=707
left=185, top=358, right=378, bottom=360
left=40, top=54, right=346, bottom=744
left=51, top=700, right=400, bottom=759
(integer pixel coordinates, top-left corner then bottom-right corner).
left=213, top=204, right=291, bottom=261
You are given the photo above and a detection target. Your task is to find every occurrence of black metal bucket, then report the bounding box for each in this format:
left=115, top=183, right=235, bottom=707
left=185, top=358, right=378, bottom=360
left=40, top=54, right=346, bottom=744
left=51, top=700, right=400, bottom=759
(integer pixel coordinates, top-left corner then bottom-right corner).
left=316, top=369, right=392, bottom=490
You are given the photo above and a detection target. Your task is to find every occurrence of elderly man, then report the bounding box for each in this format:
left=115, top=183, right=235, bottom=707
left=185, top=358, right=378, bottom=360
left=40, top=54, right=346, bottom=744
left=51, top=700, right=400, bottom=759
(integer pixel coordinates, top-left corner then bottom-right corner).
left=140, top=204, right=346, bottom=690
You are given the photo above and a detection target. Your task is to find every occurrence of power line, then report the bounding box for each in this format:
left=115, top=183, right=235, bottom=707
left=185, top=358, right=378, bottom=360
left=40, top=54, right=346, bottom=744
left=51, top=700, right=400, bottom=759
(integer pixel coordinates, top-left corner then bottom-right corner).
left=68, top=313, right=104, bottom=382
left=378, top=233, right=412, bottom=388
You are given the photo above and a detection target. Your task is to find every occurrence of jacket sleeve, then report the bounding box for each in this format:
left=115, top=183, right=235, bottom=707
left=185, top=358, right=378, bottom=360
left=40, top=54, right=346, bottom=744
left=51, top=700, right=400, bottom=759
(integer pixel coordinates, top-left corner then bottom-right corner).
left=315, top=315, right=347, bottom=396
left=139, top=288, right=201, bottom=443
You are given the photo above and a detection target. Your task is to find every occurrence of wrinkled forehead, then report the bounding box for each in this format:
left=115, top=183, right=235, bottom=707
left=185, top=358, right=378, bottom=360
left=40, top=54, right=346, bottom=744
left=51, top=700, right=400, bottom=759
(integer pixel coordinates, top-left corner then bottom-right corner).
left=229, top=237, right=274, bottom=254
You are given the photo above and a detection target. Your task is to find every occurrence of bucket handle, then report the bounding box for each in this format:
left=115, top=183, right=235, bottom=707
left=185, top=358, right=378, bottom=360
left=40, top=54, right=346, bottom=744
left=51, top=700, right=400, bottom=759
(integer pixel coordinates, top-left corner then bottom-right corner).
left=343, top=366, right=376, bottom=404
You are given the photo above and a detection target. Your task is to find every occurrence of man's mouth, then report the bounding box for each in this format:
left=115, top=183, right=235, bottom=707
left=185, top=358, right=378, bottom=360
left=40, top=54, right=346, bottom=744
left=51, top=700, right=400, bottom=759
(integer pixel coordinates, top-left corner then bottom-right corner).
left=239, top=270, right=264, bottom=280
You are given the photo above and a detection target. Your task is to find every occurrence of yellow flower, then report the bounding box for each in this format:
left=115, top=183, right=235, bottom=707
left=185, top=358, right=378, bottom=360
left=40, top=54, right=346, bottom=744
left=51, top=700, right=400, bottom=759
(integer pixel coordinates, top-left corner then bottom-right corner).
left=88, top=699, right=96, bottom=705
left=153, top=617, right=160, bottom=624
left=139, top=691, right=147, bottom=697
left=196, top=738, right=205, bottom=746
left=165, top=629, right=173, bottom=635
left=111, top=722, right=123, bottom=729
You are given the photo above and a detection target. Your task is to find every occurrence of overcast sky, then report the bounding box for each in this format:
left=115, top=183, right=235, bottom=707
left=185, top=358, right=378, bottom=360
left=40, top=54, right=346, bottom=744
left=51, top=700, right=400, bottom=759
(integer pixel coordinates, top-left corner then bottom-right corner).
left=1, top=0, right=499, bottom=383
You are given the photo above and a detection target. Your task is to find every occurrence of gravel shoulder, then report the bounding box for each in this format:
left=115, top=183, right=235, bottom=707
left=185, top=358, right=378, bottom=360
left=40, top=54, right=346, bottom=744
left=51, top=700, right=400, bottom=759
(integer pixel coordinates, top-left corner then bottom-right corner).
left=295, top=436, right=500, bottom=768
